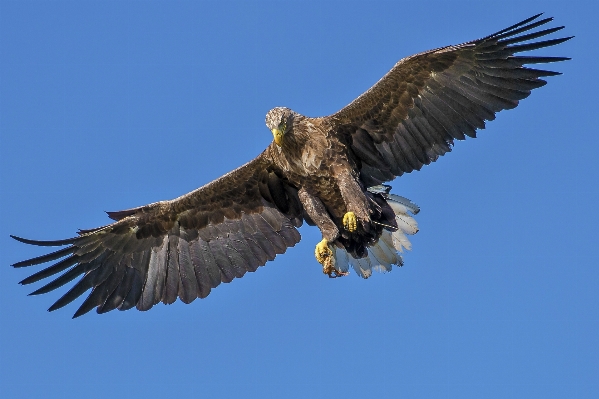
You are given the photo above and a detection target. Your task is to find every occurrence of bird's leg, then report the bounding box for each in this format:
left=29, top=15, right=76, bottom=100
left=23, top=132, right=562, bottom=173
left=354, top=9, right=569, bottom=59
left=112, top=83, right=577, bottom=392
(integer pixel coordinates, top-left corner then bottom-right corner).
left=298, top=188, right=347, bottom=277
left=314, top=238, right=348, bottom=278
left=314, top=238, right=334, bottom=275
left=334, top=168, right=371, bottom=233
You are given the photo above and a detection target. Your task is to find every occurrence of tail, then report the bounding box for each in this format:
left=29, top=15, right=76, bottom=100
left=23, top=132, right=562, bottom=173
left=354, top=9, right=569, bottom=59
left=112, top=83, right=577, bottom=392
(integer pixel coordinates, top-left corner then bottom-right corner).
left=334, top=186, right=420, bottom=278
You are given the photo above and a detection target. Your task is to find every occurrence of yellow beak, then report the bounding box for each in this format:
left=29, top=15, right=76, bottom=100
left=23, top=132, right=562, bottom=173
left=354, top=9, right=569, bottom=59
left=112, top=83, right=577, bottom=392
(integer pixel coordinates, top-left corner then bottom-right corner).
left=271, top=128, right=283, bottom=146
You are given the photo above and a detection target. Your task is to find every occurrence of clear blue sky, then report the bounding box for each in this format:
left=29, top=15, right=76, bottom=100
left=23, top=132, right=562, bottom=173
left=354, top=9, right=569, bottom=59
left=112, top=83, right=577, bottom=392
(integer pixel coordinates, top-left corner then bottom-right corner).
left=1, top=1, right=596, bottom=398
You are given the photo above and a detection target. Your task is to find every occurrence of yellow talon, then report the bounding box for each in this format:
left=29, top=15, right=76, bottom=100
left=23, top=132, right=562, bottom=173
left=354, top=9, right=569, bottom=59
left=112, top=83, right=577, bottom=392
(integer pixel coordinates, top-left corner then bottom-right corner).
left=343, top=211, right=357, bottom=232
left=315, top=238, right=333, bottom=266
left=315, top=238, right=348, bottom=278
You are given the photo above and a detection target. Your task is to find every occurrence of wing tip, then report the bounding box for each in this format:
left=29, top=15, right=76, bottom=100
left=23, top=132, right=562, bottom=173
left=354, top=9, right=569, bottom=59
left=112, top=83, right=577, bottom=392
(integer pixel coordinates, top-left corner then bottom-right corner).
left=490, top=13, right=545, bottom=37
left=72, top=308, right=88, bottom=319
left=10, top=234, right=77, bottom=247
left=28, top=286, right=48, bottom=296
left=48, top=300, right=66, bottom=313
left=10, top=235, right=27, bottom=243
left=20, top=277, right=35, bottom=286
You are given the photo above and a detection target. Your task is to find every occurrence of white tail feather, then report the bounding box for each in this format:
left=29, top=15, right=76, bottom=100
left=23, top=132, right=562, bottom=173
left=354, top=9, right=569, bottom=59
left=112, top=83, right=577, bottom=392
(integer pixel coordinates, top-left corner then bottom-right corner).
left=388, top=201, right=410, bottom=215
left=388, top=194, right=420, bottom=214
left=369, top=244, right=394, bottom=268
left=349, top=256, right=373, bottom=279
left=334, top=248, right=350, bottom=273
left=392, top=230, right=412, bottom=252
left=334, top=235, right=404, bottom=279
left=377, top=236, right=399, bottom=264
left=395, top=214, right=419, bottom=235
left=331, top=193, right=419, bottom=278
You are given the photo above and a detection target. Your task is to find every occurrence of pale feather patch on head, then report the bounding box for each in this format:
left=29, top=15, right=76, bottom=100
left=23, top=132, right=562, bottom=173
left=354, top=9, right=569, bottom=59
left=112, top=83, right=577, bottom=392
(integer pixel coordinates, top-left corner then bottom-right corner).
left=265, top=107, right=294, bottom=132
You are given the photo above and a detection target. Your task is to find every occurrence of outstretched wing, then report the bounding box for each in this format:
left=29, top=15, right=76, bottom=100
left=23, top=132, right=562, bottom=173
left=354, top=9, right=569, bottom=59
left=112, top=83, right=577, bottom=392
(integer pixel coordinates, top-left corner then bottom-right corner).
left=11, top=152, right=304, bottom=318
left=330, top=14, right=572, bottom=186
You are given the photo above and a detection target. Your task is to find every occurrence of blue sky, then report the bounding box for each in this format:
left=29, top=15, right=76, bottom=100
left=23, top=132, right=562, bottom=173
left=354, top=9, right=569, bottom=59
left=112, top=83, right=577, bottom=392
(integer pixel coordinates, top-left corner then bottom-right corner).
left=1, top=1, right=597, bottom=398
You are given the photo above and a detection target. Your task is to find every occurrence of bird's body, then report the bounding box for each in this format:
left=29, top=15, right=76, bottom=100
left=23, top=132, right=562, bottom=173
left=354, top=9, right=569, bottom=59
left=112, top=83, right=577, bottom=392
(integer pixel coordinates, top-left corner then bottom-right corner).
left=265, top=108, right=403, bottom=265
left=267, top=116, right=352, bottom=223
left=10, top=14, right=571, bottom=317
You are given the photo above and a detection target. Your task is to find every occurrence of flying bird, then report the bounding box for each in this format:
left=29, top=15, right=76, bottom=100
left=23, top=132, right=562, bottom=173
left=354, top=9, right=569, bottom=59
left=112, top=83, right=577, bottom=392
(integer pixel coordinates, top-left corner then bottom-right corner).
left=11, top=14, right=571, bottom=318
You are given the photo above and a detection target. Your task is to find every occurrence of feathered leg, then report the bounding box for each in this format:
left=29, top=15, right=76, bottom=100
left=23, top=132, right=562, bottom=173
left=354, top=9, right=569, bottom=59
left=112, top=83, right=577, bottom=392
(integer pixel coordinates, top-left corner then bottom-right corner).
left=297, top=188, right=347, bottom=277
left=333, top=167, right=371, bottom=233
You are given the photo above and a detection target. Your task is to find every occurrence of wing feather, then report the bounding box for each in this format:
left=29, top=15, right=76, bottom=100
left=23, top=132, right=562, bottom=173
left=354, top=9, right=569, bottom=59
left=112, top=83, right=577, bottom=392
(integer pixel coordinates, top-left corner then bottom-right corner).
left=12, top=154, right=303, bottom=316
left=209, top=239, right=236, bottom=283
left=188, top=239, right=212, bottom=298
left=19, top=255, right=80, bottom=285
left=331, top=14, right=571, bottom=181
left=99, top=262, right=132, bottom=314
left=120, top=268, right=143, bottom=310
left=74, top=254, right=127, bottom=318
left=177, top=237, right=199, bottom=304
left=163, top=234, right=181, bottom=305
left=196, top=238, right=223, bottom=289
left=228, top=233, right=260, bottom=272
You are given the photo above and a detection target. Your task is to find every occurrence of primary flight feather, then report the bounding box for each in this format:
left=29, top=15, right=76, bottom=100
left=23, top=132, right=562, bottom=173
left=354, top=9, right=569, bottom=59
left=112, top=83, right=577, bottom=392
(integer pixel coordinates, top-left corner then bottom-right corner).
left=11, top=14, right=571, bottom=317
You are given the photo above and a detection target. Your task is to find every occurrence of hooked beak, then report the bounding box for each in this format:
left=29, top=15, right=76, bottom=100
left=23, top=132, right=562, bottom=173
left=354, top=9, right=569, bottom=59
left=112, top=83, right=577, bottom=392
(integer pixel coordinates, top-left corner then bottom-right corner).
left=271, top=128, right=283, bottom=146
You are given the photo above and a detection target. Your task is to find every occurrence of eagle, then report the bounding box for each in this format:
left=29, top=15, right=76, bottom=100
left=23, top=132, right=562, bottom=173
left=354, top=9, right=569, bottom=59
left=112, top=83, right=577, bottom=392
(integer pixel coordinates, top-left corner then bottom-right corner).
left=11, top=14, right=571, bottom=318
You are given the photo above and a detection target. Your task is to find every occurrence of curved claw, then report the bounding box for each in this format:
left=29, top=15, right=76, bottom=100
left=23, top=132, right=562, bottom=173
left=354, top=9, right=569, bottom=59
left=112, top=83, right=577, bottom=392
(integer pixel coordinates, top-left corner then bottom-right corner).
left=327, top=268, right=349, bottom=278
left=315, top=239, right=349, bottom=278
left=343, top=211, right=357, bottom=232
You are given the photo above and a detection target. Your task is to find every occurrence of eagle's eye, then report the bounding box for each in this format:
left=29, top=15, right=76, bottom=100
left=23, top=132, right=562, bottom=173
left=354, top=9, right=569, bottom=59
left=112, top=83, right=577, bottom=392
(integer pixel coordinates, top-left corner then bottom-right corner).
left=279, top=121, right=287, bottom=132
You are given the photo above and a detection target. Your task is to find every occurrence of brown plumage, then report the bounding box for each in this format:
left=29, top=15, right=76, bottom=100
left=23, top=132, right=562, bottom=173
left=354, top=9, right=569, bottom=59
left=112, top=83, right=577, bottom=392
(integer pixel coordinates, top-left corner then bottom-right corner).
left=11, top=14, right=571, bottom=317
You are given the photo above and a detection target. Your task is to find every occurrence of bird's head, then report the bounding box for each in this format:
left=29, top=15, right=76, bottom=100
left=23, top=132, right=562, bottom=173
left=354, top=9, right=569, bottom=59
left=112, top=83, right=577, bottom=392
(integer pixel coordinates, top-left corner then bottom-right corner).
left=265, top=107, right=295, bottom=146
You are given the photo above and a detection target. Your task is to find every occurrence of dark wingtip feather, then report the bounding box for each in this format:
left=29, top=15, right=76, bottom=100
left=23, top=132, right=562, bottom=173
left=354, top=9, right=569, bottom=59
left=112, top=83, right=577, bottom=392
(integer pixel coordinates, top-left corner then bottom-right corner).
left=507, top=36, right=574, bottom=54
left=72, top=304, right=93, bottom=319
left=48, top=301, right=66, bottom=313
left=29, top=286, right=53, bottom=296
left=513, top=56, right=572, bottom=64
left=21, top=271, right=50, bottom=286
left=12, top=246, right=74, bottom=268
left=490, top=17, right=555, bottom=42
left=10, top=235, right=77, bottom=247
left=19, top=256, right=79, bottom=285
left=47, top=280, right=89, bottom=312
left=28, top=264, right=84, bottom=296
left=498, top=26, right=565, bottom=46
left=20, top=277, right=37, bottom=285
left=527, top=68, right=563, bottom=77
left=48, top=302, right=64, bottom=312
left=490, top=13, right=545, bottom=37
